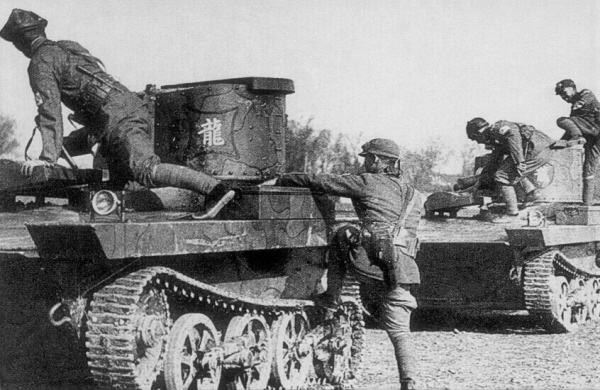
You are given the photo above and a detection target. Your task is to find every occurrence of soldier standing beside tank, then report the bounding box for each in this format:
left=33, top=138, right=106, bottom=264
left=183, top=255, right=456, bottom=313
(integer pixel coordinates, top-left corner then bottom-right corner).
left=267, top=138, right=422, bottom=390
left=466, top=118, right=554, bottom=223
left=555, top=79, right=600, bottom=204
left=0, top=9, right=232, bottom=200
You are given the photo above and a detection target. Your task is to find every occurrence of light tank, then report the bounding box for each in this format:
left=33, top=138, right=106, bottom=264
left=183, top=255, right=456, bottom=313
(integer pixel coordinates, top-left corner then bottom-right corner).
left=0, top=77, right=364, bottom=390
left=417, top=145, right=600, bottom=333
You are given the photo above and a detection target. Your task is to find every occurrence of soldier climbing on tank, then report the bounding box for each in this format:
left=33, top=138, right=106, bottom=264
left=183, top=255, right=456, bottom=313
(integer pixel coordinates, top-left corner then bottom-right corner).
left=555, top=79, right=600, bottom=204
left=0, top=9, right=233, bottom=203
left=265, top=138, right=422, bottom=390
left=466, top=118, right=554, bottom=223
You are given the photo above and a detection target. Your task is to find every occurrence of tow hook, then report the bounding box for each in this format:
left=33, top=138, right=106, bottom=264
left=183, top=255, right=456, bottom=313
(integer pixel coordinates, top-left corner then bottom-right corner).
left=48, top=301, right=72, bottom=327
left=48, top=297, right=88, bottom=337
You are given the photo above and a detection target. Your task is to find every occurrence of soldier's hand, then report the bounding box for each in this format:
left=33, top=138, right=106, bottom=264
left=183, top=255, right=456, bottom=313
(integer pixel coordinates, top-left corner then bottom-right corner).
left=20, top=160, right=52, bottom=177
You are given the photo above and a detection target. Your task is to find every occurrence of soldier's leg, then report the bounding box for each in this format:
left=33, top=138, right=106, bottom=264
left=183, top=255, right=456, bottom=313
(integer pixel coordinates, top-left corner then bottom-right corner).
left=315, top=226, right=359, bottom=307
left=518, top=151, right=553, bottom=204
left=557, top=117, right=584, bottom=140
left=107, top=116, right=220, bottom=195
left=380, top=284, right=418, bottom=390
left=494, top=160, right=520, bottom=217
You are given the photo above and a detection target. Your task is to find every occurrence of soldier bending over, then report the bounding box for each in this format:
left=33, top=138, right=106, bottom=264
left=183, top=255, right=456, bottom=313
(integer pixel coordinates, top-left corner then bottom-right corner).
left=0, top=9, right=230, bottom=200
left=466, top=118, right=554, bottom=223
left=270, top=138, right=422, bottom=390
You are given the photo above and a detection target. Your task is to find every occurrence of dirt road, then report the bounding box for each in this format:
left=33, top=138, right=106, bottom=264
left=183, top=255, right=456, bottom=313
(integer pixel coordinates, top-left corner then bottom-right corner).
left=360, top=310, right=600, bottom=390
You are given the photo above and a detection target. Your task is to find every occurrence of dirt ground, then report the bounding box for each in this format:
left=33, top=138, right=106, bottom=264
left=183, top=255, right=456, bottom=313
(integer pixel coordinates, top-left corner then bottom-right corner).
left=359, top=309, right=600, bottom=390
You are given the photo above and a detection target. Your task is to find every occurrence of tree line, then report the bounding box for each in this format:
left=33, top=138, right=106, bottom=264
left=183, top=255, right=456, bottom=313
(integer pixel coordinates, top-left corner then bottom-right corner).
left=285, top=118, right=475, bottom=193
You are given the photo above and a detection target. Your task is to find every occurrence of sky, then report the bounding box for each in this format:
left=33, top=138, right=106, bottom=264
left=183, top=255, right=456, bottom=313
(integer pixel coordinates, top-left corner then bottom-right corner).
left=1, top=0, right=599, bottom=173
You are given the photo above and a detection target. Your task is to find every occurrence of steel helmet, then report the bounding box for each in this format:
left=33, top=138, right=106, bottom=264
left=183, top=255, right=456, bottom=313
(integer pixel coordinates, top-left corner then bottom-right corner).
left=0, top=9, right=47, bottom=42
left=555, top=79, right=576, bottom=95
left=358, top=138, right=401, bottom=159
left=466, top=117, right=490, bottom=137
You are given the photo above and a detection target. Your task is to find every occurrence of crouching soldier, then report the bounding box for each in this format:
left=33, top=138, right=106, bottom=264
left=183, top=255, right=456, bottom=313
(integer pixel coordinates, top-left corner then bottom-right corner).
left=466, top=118, right=554, bottom=223
left=270, top=138, right=422, bottom=390
left=555, top=79, right=600, bottom=204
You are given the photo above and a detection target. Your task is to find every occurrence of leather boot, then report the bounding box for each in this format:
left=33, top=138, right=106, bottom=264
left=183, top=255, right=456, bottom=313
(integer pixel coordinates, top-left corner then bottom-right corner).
left=493, top=185, right=520, bottom=224
left=583, top=178, right=595, bottom=205
left=520, top=178, right=536, bottom=195
left=401, top=379, right=416, bottom=390
left=151, top=163, right=219, bottom=195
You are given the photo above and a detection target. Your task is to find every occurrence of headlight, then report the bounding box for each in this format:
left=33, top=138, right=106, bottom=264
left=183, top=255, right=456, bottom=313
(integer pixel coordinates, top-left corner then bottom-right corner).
left=91, top=190, right=119, bottom=216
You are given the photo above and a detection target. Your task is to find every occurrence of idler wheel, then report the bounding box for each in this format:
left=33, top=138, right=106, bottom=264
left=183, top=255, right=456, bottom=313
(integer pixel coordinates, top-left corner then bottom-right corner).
left=222, top=314, right=272, bottom=389
left=270, top=312, right=313, bottom=389
left=164, top=313, right=222, bottom=390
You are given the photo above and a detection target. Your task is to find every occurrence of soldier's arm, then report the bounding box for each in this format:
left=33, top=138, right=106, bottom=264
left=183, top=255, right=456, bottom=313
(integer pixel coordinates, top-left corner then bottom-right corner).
left=28, top=57, right=63, bottom=164
left=572, top=90, right=598, bottom=116
left=277, top=173, right=368, bottom=198
left=500, top=124, right=526, bottom=174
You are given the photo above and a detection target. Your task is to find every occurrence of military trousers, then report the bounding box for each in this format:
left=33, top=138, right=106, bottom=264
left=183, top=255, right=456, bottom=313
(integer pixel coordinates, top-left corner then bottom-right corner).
left=381, top=285, right=418, bottom=384
left=493, top=150, right=552, bottom=186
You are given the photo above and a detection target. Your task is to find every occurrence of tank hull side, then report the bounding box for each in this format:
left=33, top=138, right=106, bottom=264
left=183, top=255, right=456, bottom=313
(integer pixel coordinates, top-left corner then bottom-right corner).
left=415, top=242, right=523, bottom=311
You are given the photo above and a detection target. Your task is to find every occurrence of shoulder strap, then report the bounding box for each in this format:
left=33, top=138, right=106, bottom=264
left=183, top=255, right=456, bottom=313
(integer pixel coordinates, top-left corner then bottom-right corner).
left=389, top=178, right=416, bottom=235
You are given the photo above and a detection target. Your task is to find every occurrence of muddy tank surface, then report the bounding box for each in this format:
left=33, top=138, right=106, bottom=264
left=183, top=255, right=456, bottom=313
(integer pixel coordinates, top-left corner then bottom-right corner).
left=0, top=78, right=364, bottom=390
left=417, top=146, right=600, bottom=333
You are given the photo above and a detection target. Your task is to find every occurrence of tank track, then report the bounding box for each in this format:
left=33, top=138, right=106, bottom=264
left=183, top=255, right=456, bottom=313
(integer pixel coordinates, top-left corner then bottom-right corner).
left=339, top=274, right=365, bottom=381
left=523, top=249, right=600, bottom=332
left=85, top=266, right=365, bottom=390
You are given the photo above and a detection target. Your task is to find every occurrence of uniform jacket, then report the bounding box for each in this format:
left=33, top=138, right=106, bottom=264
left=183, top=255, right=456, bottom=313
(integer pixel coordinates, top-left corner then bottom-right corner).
left=27, top=38, right=144, bottom=163
left=570, top=89, right=600, bottom=119
left=277, top=172, right=422, bottom=284
left=488, top=120, right=553, bottom=169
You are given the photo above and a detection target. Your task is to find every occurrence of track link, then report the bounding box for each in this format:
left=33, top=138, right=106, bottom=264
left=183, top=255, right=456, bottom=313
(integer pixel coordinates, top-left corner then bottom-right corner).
left=85, top=266, right=365, bottom=390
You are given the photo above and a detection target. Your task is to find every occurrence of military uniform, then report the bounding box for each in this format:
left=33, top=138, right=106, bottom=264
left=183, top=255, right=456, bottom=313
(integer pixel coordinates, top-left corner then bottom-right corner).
left=557, top=89, right=600, bottom=141
left=27, top=38, right=162, bottom=186
left=277, top=172, right=422, bottom=389
left=1, top=9, right=222, bottom=197
left=487, top=120, right=554, bottom=186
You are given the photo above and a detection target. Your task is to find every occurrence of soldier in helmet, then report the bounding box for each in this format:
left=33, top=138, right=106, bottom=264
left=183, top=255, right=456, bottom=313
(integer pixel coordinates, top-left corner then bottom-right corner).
left=0, top=9, right=231, bottom=201
left=466, top=118, right=554, bottom=223
left=269, top=138, right=422, bottom=390
left=555, top=79, right=600, bottom=204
